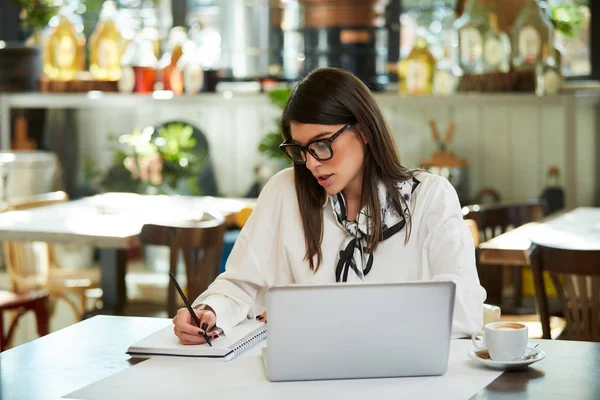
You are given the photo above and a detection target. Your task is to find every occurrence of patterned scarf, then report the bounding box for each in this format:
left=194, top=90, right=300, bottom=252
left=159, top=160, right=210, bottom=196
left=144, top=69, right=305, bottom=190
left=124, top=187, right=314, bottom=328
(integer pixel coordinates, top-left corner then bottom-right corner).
left=331, top=178, right=420, bottom=282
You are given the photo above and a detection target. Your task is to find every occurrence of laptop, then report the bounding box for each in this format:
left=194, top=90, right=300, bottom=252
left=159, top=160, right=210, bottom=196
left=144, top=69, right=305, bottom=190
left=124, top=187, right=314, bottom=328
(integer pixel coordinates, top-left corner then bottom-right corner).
left=264, top=281, right=456, bottom=382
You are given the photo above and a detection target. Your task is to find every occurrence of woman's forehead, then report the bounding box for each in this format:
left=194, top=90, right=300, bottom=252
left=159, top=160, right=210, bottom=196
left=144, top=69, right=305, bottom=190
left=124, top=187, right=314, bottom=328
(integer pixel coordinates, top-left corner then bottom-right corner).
left=290, top=122, right=345, bottom=143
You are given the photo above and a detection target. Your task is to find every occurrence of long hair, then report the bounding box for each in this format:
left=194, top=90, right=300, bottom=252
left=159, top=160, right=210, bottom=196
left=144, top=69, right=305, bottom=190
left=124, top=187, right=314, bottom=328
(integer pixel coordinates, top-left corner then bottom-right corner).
left=281, top=68, right=415, bottom=271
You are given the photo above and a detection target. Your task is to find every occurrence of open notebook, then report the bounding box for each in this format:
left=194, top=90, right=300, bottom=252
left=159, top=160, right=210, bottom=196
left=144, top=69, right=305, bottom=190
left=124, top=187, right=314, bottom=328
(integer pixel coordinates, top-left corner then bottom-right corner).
left=127, top=319, right=267, bottom=361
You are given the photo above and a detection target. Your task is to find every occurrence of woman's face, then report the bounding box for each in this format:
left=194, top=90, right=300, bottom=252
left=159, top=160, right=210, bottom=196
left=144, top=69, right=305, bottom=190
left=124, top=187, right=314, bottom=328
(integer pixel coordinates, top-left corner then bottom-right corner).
left=290, top=122, right=367, bottom=196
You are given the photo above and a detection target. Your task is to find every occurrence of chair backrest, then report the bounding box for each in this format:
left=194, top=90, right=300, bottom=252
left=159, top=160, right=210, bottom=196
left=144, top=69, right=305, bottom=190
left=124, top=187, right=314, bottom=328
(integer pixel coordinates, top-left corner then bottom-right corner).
left=463, top=199, right=547, bottom=242
left=140, top=216, right=227, bottom=317
left=3, top=191, right=69, bottom=292
left=533, top=244, right=600, bottom=341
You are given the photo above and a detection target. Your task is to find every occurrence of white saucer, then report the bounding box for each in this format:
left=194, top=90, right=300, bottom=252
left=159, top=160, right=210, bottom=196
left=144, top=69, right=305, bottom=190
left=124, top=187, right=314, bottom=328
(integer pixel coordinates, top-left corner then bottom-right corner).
left=468, top=346, right=546, bottom=370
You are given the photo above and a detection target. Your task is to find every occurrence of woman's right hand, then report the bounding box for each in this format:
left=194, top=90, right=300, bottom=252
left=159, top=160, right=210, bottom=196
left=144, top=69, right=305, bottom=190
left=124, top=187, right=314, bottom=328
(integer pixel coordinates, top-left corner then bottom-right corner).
left=172, top=307, right=219, bottom=345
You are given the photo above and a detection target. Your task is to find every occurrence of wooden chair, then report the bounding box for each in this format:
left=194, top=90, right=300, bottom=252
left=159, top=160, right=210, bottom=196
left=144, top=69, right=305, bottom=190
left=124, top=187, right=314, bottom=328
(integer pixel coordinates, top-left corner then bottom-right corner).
left=140, top=216, right=227, bottom=317
left=0, top=289, right=50, bottom=351
left=3, top=191, right=102, bottom=320
left=532, top=244, right=600, bottom=341
left=463, top=199, right=547, bottom=311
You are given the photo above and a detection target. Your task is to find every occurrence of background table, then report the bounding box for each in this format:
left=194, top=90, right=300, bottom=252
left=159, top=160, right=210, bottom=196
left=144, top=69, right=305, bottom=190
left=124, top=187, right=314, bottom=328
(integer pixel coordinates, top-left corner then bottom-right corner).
left=0, top=193, right=252, bottom=314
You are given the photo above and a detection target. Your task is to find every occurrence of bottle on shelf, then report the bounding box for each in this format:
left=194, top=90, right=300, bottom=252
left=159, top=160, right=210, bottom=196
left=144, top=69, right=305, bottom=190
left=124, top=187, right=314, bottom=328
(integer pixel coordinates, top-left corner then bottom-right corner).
left=535, top=44, right=562, bottom=96
left=539, top=166, right=564, bottom=214
left=172, top=40, right=205, bottom=95
left=119, top=37, right=158, bottom=94
left=511, top=0, right=554, bottom=72
left=43, top=4, right=86, bottom=81
left=432, top=51, right=461, bottom=96
left=398, top=28, right=436, bottom=95
left=159, top=27, right=188, bottom=93
left=428, top=0, right=456, bottom=63
left=89, top=1, right=125, bottom=81
left=453, top=0, right=492, bottom=75
left=139, top=0, right=161, bottom=59
left=482, top=13, right=511, bottom=73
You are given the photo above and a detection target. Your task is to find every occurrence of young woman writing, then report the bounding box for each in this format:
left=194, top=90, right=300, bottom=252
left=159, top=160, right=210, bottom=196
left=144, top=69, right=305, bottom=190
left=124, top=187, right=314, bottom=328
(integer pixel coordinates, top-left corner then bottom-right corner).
left=173, top=68, right=486, bottom=343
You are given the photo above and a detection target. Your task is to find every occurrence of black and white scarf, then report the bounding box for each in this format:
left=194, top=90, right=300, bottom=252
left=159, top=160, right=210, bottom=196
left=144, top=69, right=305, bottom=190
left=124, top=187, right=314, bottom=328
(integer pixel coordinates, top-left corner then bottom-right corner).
left=331, top=178, right=420, bottom=282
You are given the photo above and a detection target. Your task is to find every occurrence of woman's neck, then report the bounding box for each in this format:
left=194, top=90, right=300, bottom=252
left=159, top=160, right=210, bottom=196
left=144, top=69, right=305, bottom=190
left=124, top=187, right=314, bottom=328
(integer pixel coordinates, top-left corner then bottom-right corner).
left=342, top=177, right=363, bottom=221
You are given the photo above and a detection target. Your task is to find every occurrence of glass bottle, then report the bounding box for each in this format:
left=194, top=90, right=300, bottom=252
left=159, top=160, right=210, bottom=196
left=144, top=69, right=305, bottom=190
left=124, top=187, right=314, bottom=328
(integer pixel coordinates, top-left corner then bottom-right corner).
left=43, top=6, right=86, bottom=80
left=511, top=0, right=554, bottom=72
left=428, top=0, right=456, bottom=63
left=119, top=37, right=158, bottom=94
left=140, top=0, right=161, bottom=59
left=536, top=44, right=562, bottom=96
left=483, top=13, right=511, bottom=73
left=433, top=50, right=461, bottom=96
left=89, top=1, right=125, bottom=81
left=159, top=27, right=188, bottom=93
left=133, top=40, right=158, bottom=93
left=453, top=0, right=492, bottom=74
left=173, top=41, right=205, bottom=95
left=398, top=29, right=436, bottom=95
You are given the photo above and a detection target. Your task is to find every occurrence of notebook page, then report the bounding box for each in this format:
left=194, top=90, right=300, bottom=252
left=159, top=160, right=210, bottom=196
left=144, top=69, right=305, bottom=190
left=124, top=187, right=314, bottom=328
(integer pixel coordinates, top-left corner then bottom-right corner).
left=127, top=318, right=265, bottom=357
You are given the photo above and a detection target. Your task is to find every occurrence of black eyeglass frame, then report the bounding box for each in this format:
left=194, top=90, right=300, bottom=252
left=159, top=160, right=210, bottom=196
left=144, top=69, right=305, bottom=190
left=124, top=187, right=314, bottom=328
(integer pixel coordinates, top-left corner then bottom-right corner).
left=279, top=122, right=355, bottom=164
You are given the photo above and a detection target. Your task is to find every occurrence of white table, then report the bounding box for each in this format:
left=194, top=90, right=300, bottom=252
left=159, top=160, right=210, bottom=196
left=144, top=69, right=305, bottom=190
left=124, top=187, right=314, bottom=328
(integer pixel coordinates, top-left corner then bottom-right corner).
left=0, top=193, right=253, bottom=314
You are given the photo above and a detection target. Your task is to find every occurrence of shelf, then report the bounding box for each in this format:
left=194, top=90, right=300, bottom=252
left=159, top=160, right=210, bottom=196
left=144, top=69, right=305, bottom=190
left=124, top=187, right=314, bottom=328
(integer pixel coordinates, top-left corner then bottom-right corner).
left=2, top=90, right=598, bottom=110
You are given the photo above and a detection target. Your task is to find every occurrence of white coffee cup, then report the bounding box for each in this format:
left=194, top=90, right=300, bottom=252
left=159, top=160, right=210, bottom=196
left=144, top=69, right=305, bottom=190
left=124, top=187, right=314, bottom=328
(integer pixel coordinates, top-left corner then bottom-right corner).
left=472, top=322, right=528, bottom=361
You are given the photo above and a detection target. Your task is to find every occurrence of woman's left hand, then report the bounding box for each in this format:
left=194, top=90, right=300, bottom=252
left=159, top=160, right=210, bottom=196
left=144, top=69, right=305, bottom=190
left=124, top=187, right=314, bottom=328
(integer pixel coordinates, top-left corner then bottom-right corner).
left=255, top=311, right=267, bottom=323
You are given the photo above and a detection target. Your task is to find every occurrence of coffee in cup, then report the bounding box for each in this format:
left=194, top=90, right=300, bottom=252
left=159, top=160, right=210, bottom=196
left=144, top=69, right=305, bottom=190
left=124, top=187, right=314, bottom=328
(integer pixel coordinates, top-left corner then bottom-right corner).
left=472, top=322, right=528, bottom=361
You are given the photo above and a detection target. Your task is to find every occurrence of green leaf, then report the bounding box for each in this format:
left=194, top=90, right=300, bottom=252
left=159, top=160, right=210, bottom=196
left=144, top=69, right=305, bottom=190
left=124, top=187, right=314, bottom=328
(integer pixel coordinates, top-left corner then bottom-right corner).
left=550, top=5, right=584, bottom=38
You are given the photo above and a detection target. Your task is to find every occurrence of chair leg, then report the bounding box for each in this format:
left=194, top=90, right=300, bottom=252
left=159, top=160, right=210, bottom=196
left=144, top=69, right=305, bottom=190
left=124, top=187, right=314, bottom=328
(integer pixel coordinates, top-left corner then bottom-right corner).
left=167, top=245, right=179, bottom=318
left=0, top=310, right=4, bottom=352
left=55, top=293, right=84, bottom=321
left=512, top=266, right=523, bottom=309
left=33, top=297, right=50, bottom=337
left=531, top=251, right=552, bottom=339
left=4, top=308, right=26, bottom=350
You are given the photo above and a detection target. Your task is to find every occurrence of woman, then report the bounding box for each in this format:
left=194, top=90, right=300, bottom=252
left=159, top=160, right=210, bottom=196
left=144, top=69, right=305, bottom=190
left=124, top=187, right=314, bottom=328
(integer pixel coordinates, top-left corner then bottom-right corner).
left=173, top=68, right=486, bottom=344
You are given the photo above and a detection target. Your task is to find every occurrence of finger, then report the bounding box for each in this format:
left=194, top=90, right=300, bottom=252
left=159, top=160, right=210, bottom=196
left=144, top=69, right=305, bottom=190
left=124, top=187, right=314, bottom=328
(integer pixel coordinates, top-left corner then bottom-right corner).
left=199, top=311, right=217, bottom=332
left=176, top=308, right=192, bottom=324
left=175, top=326, right=210, bottom=344
left=176, top=320, right=206, bottom=336
left=255, top=311, right=267, bottom=322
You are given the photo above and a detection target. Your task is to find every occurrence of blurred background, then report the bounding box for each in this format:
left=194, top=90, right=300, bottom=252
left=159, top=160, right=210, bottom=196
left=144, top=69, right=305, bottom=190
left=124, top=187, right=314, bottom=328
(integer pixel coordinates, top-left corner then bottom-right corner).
left=0, top=0, right=598, bottom=348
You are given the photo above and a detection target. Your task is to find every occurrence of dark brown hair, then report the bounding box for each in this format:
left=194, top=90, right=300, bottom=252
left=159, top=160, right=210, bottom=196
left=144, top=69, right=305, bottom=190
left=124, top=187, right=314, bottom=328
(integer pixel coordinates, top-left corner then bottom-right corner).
left=281, top=68, right=415, bottom=271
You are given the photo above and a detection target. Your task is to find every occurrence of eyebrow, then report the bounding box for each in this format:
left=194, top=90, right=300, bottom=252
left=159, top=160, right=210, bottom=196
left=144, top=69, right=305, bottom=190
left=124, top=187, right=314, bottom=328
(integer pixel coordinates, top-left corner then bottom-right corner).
left=291, top=131, right=334, bottom=145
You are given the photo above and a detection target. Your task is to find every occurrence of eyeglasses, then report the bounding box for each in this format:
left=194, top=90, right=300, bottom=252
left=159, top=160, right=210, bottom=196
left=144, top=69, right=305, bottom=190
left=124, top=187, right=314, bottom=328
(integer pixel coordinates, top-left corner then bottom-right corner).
left=279, top=122, right=354, bottom=164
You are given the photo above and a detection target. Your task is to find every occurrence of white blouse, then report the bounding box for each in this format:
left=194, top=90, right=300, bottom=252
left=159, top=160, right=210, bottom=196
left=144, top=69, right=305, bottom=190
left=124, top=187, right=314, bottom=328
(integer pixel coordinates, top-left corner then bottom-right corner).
left=193, top=169, right=487, bottom=338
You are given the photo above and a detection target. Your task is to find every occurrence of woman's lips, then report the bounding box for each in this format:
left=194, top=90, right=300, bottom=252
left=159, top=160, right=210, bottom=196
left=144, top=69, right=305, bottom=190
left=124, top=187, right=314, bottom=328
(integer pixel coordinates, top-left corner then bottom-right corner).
left=316, top=174, right=333, bottom=187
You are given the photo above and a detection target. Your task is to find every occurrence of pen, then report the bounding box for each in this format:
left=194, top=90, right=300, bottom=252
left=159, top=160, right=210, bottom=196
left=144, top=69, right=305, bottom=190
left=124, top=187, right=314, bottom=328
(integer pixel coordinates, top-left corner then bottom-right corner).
left=169, top=272, right=212, bottom=347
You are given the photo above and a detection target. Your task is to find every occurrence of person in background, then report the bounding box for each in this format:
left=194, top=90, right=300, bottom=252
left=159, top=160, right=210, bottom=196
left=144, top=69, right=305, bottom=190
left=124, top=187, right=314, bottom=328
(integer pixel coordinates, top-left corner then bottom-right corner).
left=173, top=67, right=486, bottom=343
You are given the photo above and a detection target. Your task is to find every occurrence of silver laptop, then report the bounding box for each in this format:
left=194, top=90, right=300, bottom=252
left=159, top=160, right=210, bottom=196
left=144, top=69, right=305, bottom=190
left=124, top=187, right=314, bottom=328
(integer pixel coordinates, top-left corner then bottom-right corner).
left=264, top=281, right=456, bottom=382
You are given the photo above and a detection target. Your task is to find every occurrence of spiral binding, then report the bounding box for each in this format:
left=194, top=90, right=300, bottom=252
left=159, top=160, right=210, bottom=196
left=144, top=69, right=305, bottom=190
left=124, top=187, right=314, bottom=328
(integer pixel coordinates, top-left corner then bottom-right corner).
left=224, top=325, right=268, bottom=361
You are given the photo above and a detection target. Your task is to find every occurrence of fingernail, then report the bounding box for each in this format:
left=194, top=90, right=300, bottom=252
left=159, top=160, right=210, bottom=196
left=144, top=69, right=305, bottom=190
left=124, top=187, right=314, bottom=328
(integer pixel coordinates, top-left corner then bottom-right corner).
left=198, top=330, right=204, bottom=336
left=201, top=323, right=208, bottom=331
left=213, top=334, right=219, bottom=339
left=258, top=316, right=264, bottom=321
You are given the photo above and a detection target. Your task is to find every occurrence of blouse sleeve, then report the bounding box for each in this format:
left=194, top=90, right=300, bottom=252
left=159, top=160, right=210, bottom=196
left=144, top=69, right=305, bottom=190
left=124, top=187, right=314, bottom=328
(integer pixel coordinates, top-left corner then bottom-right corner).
left=421, top=176, right=487, bottom=338
left=192, top=169, right=296, bottom=334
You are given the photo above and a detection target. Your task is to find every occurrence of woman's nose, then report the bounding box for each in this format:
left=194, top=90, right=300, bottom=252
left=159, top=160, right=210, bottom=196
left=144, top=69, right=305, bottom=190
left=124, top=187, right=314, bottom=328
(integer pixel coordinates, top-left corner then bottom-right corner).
left=305, top=152, right=322, bottom=170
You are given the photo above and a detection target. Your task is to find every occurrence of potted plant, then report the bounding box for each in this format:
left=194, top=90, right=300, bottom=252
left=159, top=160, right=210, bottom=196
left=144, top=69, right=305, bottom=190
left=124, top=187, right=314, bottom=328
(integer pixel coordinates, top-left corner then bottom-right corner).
left=101, top=122, right=215, bottom=196
left=247, top=88, right=292, bottom=196
left=14, top=0, right=58, bottom=46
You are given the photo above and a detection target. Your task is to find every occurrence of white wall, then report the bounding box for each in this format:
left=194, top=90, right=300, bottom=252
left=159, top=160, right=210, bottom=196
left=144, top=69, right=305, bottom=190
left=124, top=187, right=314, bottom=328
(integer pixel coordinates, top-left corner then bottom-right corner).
left=2, top=92, right=598, bottom=207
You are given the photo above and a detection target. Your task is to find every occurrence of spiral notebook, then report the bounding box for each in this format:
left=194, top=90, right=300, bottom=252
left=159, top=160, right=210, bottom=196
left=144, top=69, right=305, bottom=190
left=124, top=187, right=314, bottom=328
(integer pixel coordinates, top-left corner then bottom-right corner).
left=127, top=319, right=267, bottom=361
